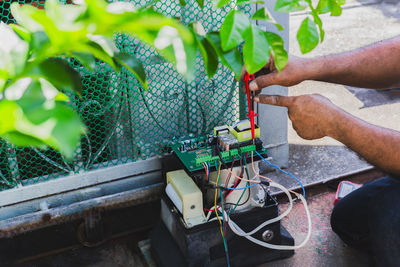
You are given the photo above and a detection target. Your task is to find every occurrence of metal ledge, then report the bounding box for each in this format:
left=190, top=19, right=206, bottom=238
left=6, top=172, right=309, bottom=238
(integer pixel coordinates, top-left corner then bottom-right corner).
left=0, top=183, right=164, bottom=238
left=0, top=157, right=162, bottom=207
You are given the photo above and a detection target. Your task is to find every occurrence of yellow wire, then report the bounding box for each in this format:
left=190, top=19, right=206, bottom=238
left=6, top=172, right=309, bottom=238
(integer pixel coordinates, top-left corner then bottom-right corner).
left=214, top=162, right=224, bottom=238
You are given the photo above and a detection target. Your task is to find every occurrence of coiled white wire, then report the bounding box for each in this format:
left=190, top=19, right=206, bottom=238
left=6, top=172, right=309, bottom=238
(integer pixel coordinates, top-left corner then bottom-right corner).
left=223, top=181, right=312, bottom=250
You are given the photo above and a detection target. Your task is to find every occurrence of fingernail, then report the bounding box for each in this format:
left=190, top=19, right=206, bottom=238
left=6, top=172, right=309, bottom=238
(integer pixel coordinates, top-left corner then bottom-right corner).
left=249, top=81, right=258, bottom=91
left=254, top=96, right=260, bottom=102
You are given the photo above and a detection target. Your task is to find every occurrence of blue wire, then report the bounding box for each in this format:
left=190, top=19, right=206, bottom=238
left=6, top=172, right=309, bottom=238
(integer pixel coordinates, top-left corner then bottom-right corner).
left=224, top=183, right=260, bottom=191
left=254, top=150, right=306, bottom=198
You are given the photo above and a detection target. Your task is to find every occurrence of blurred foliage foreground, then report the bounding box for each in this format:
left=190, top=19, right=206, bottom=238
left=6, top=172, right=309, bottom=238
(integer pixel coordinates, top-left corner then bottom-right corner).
left=0, top=0, right=343, bottom=159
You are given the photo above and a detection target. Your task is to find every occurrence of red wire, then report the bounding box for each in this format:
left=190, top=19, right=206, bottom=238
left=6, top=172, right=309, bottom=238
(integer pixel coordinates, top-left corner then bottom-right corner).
left=203, top=163, right=208, bottom=181
left=244, top=73, right=252, bottom=112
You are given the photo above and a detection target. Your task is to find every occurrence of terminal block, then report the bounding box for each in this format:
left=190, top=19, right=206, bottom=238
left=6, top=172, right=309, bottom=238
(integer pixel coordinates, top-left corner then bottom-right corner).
left=240, top=144, right=256, bottom=154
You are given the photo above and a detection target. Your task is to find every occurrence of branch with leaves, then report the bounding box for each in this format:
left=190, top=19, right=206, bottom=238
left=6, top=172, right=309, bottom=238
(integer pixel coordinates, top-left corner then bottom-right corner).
left=0, top=0, right=344, bottom=158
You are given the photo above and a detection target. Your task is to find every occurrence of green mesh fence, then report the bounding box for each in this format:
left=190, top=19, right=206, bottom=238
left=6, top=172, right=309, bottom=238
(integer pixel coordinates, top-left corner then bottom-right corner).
left=0, top=0, right=250, bottom=190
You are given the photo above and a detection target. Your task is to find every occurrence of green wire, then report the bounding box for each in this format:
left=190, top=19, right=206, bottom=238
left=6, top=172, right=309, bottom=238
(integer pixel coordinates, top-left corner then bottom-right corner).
left=228, top=181, right=249, bottom=215
left=228, top=159, right=251, bottom=215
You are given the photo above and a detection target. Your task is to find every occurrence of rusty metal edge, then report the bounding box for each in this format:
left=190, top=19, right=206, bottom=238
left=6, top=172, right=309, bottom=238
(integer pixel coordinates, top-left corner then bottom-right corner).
left=0, top=183, right=164, bottom=238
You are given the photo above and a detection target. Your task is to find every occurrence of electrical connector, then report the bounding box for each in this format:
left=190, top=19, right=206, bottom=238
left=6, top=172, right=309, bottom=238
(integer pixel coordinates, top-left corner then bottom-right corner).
left=221, top=151, right=230, bottom=160
left=230, top=149, right=239, bottom=157
left=240, top=145, right=256, bottom=154
left=195, top=155, right=212, bottom=165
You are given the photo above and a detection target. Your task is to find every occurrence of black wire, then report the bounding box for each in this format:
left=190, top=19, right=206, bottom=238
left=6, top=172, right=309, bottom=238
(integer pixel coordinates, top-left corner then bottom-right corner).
left=224, top=154, right=251, bottom=207
left=210, top=72, right=237, bottom=127
left=224, top=186, right=251, bottom=207
left=223, top=157, right=236, bottom=198
left=138, top=87, right=174, bottom=136
left=224, top=168, right=251, bottom=207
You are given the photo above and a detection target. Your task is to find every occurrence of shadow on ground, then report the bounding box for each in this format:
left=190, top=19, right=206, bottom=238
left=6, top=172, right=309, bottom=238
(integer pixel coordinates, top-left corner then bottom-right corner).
left=353, top=0, right=400, bottom=18
left=346, top=87, right=400, bottom=108
left=261, top=144, right=372, bottom=191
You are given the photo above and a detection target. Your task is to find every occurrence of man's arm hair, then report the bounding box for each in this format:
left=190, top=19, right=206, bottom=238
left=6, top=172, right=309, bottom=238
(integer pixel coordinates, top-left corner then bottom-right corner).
left=332, top=112, right=400, bottom=175
left=310, top=36, right=400, bottom=89
left=248, top=36, right=400, bottom=91
left=256, top=94, right=400, bottom=176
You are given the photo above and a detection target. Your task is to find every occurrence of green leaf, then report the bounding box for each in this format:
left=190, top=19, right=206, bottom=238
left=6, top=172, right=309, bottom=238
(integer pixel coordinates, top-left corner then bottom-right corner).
left=311, top=11, right=325, bottom=42
left=275, top=0, right=308, bottom=13
left=196, top=0, right=205, bottom=8
left=198, top=36, right=219, bottom=78
left=224, top=48, right=243, bottom=80
left=237, top=0, right=264, bottom=5
left=264, top=32, right=288, bottom=71
left=182, top=37, right=198, bottom=82
left=1, top=78, right=83, bottom=158
left=0, top=100, right=21, bottom=134
left=0, top=22, right=29, bottom=76
left=0, top=97, right=84, bottom=159
left=16, top=80, right=47, bottom=124
left=50, top=103, right=85, bottom=159
left=316, top=0, right=343, bottom=16
left=10, top=24, right=31, bottom=43
left=4, top=131, right=46, bottom=148
left=71, top=52, right=96, bottom=70
left=10, top=3, right=44, bottom=32
left=251, top=8, right=284, bottom=31
left=297, top=17, right=319, bottom=54
left=206, top=32, right=243, bottom=80
left=220, top=10, right=250, bottom=51
left=216, top=0, right=231, bottom=8
left=152, top=25, right=198, bottom=81
left=29, top=58, right=83, bottom=95
left=243, top=24, right=271, bottom=74
left=0, top=72, right=6, bottom=92
left=78, top=41, right=120, bottom=70
left=114, top=53, right=148, bottom=89
left=180, top=0, right=187, bottom=6
left=31, top=31, right=51, bottom=50
left=87, top=35, right=118, bottom=57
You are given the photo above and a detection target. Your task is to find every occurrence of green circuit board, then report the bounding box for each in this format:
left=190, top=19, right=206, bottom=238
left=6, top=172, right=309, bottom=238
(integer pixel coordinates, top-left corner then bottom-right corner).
left=170, top=136, right=268, bottom=172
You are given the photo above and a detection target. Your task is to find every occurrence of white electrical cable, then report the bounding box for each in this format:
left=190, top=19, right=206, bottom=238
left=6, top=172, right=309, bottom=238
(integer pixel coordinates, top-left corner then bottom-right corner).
left=206, top=178, right=294, bottom=224
left=224, top=183, right=312, bottom=250
left=229, top=181, right=294, bottom=237
left=203, top=153, right=312, bottom=250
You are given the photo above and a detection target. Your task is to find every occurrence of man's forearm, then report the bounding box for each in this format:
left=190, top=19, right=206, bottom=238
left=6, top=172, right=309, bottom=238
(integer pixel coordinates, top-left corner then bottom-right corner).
left=304, top=36, right=400, bottom=89
left=331, top=112, right=400, bottom=175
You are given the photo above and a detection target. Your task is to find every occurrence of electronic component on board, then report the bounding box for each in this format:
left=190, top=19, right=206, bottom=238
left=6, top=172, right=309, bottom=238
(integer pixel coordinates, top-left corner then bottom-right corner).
left=213, top=125, right=229, bottom=136
left=218, top=134, right=238, bottom=151
left=230, top=119, right=260, bottom=142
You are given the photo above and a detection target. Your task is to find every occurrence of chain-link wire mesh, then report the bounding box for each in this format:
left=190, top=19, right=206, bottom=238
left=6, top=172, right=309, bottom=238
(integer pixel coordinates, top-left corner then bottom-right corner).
left=0, top=0, right=250, bottom=191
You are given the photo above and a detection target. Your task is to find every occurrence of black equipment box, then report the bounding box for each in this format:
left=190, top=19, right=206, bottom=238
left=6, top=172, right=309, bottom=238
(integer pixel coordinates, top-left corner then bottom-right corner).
left=150, top=193, right=294, bottom=267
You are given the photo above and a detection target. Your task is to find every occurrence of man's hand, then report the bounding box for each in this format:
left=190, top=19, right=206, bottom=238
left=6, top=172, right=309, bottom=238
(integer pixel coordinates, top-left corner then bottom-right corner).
left=255, top=94, right=344, bottom=140
left=245, top=56, right=311, bottom=93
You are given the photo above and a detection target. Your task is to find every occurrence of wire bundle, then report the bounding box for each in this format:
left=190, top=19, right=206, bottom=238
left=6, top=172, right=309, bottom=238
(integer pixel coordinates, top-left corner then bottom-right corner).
left=202, top=151, right=311, bottom=266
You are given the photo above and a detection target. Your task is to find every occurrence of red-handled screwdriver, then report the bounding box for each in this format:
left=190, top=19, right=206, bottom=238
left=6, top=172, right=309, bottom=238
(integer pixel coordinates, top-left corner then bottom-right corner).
left=244, top=73, right=257, bottom=140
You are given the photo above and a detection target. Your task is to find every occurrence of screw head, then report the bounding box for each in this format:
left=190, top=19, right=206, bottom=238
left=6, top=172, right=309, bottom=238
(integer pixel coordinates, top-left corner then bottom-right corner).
left=190, top=205, right=196, bottom=209
left=262, top=230, right=274, bottom=242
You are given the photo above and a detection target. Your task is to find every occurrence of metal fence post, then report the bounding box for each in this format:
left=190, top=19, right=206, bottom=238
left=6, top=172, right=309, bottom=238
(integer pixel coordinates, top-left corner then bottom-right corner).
left=256, top=0, right=290, bottom=168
